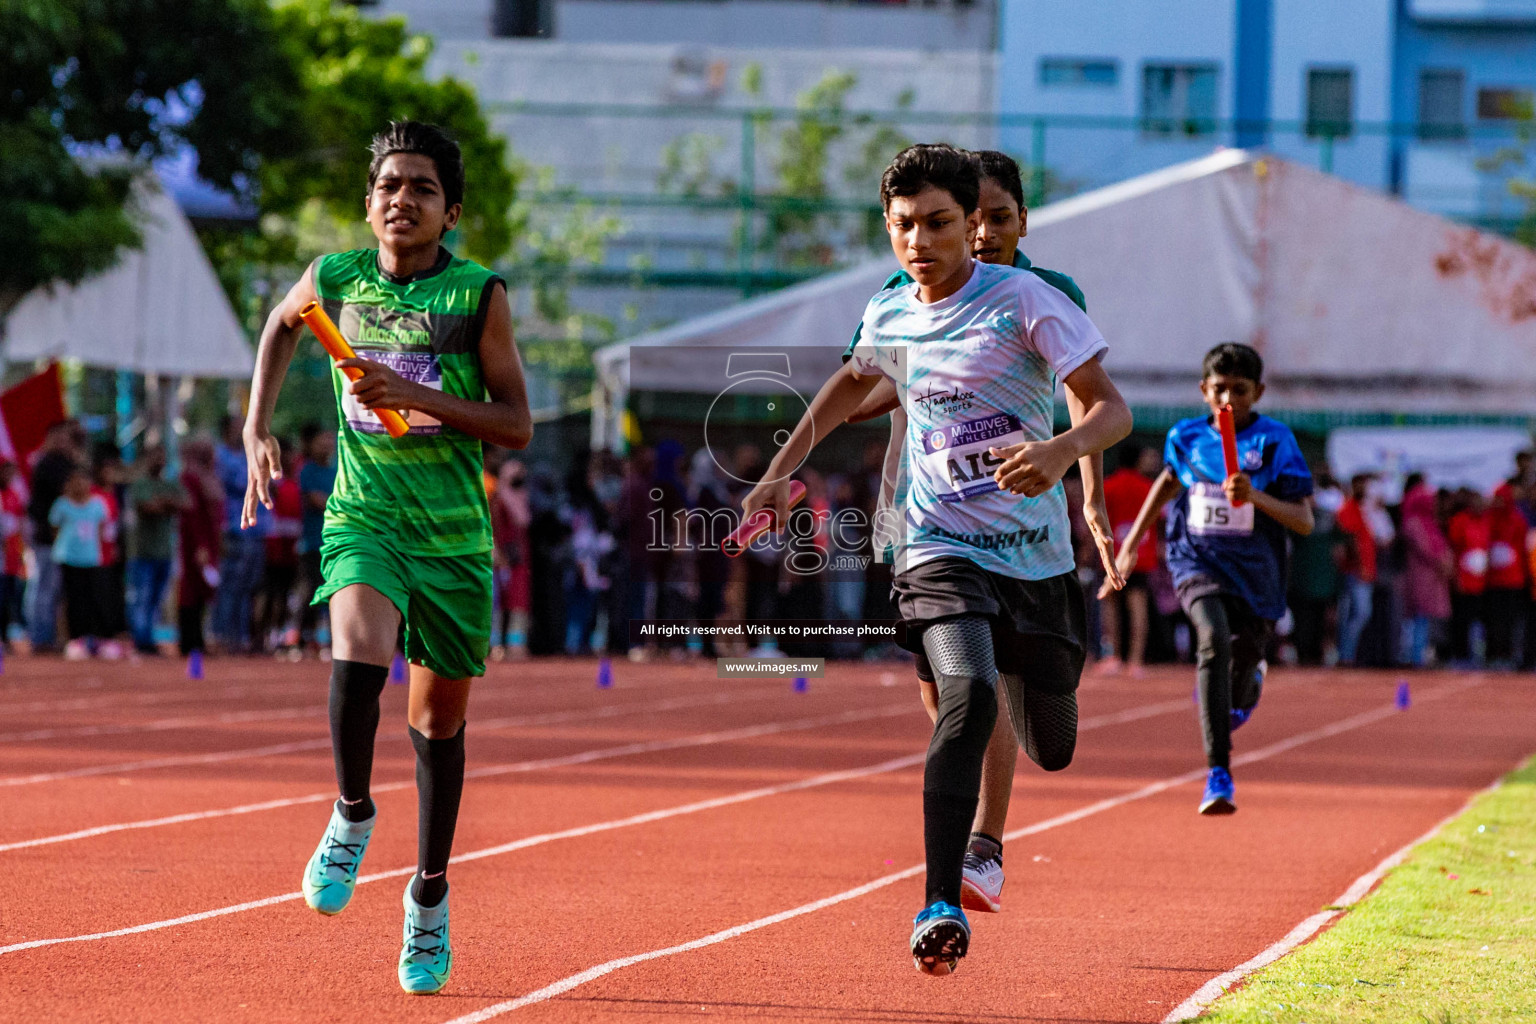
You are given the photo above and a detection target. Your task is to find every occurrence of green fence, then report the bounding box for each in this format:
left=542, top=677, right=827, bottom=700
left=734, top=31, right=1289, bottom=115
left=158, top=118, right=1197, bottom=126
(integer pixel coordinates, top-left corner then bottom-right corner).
left=487, top=100, right=1535, bottom=295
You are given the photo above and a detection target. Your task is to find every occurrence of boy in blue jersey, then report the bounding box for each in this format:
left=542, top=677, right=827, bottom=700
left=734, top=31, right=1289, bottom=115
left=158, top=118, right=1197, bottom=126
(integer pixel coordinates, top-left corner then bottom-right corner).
left=744, top=145, right=1132, bottom=975
left=1110, top=343, right=1314, bottom=814
left=841, top=150, right=1122, bottom=918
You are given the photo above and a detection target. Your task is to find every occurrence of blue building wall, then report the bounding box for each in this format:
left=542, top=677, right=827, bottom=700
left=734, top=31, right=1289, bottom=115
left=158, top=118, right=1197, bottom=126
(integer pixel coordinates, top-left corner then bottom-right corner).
left=1392, top=0, right=1536, bottom=216
left=995, top=0, right=1235, bottom=194
left=997, top=0, right=1535, bottom=218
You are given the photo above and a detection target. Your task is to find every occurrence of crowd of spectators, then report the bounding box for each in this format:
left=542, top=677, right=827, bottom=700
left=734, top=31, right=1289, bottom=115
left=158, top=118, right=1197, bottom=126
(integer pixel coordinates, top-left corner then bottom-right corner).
left=3, top=418, right=1535, bottom=675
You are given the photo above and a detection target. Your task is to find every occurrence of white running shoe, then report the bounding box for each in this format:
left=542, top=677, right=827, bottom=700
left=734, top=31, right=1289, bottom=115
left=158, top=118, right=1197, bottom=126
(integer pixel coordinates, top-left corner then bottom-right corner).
left=959, top=849, right=1005, bottom=914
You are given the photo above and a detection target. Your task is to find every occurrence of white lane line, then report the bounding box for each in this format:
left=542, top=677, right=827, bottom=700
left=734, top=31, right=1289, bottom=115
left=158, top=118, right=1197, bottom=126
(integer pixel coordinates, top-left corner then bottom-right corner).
left=0, top=687, right=783, bottom=788
left=0, top=699, right=904, bottom=852
left=0, top=663, right=752, bottom=735
left=0, top=689, right=1203, bottom=950
left=432, top=677, right=1488, bottom=1024
left=0, top=737, right=925, bottom=957
left=0, top=705, right=326, bottom=744
left=0, top=680, right=320, bottom=716
left=1163, top=714, right=1512, bottom=1023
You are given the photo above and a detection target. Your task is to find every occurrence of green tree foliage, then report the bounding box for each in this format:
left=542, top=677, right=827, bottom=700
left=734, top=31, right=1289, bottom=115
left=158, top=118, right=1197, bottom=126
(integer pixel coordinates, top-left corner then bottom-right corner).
left=259, top=0, right=517, bottom=266
left=1, top=0, right=297, bottom=314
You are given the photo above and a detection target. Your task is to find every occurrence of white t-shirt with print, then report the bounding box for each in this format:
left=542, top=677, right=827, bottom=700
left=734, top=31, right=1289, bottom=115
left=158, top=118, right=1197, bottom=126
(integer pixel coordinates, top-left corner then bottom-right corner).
left=849, top=259, right=1108, bottom=580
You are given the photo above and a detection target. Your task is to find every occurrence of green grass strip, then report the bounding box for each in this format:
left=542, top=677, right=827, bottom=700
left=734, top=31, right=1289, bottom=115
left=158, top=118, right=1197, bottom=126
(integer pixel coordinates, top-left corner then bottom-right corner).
left=1195, top=756, right=1536, bottom=1024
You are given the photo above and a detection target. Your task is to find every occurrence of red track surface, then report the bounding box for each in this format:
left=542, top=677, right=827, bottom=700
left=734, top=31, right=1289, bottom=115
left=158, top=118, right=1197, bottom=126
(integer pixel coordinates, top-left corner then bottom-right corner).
left=1, top=656, right=1532, bottom=1023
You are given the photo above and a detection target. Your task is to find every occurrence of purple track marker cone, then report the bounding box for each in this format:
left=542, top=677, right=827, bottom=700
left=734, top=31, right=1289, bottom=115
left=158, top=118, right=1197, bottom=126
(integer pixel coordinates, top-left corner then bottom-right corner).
left=793, top=676, right=808, bottom=693
left=187, top=650, right=203, bottom=680
left=1395, top=679, right=1411, bottom=710
left=390, top=653, right=406, bottom=684
left=596, top=657, right=613, bottom=689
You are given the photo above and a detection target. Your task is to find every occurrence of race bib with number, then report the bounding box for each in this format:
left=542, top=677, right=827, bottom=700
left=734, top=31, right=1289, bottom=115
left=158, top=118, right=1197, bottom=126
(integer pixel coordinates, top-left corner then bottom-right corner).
left=1188, top=482, right=1255, bottom=536
left=919, top=412, right=1025, bottom=503
left=340, top=350, right=444, bottom=436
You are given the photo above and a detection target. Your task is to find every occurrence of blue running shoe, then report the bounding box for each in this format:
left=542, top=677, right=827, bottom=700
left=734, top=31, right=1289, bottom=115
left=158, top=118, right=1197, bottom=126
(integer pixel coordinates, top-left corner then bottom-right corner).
left=1230, top=660, right=1267, bottom=732
left=910, top=901, right=970, bottom=975
left=1198, top=766, right=1236, bottom=815
left=301, top=802, right=375, bottom=915
left=399, top=882, right=452, bottom=994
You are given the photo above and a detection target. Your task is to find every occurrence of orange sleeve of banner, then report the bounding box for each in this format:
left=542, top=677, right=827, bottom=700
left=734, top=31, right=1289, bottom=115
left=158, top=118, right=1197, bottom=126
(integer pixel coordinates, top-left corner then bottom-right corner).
left=298, top=302, right=410, bottom=439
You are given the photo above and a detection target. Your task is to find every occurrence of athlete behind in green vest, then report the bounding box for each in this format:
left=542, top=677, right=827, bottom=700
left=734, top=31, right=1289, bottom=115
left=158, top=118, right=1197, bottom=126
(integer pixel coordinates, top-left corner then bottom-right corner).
left=840, top=149, right=1123, bottom=921
left=744, top=144, right=1131, bottom=976
left=240, top=121, right=532, bottom=995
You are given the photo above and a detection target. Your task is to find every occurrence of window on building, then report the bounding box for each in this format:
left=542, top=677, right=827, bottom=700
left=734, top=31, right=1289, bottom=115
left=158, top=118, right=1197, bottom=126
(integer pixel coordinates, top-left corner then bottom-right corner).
left=1477, top=87, right=1535, bottom=121
left=1305, top=68, right=1354, bottom=138
left=1040, top=59, right=1118, bottom=88
left=1418, top=70, right=1466, bottom=140
left=1141, top=64, right=1218, bottom=136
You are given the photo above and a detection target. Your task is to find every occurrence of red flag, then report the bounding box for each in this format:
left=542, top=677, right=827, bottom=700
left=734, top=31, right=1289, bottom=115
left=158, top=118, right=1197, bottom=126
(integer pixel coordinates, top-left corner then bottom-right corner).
left=0, top=363, right=67, bottom=482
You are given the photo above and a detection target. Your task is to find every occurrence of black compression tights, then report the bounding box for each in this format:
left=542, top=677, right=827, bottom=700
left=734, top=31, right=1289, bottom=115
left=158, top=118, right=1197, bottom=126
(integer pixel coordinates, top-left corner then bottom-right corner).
left=996, top=668, right=1079, bottom=773
left=921, top=617, right=999, bottom=907
left=1189, top=595, right=1266, bottom=770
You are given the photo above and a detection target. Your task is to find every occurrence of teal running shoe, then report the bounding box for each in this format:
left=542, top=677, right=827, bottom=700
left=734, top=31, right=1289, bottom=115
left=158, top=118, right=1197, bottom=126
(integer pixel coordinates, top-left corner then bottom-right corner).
left=399, top=882, right=452, bottom=994
left=910, top=900, right=969, bottom=975
left=301, top=802, right=375, bottom=915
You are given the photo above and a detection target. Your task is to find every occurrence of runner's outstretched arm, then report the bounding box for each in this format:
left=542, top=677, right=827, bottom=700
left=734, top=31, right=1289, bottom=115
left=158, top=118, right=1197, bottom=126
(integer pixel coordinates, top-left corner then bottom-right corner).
left=743, top=366, right=882, bottom=524
left=242, top=265, right=319, bottom=528
left=1099, top=467, right=1181, bottom=599
left=1065, top=383, right=1125, bottom=591
left=845, top=371, right=901, bottom=424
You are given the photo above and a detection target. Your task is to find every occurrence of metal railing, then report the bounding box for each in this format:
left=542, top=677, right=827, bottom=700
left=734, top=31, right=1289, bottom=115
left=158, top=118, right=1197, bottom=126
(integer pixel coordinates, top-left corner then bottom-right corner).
left=486, top=99, right=1534, bottom=294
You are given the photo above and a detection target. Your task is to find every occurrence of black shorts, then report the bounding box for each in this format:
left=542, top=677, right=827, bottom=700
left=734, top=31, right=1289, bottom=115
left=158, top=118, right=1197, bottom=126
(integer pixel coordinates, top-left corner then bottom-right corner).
left=894, top=556, right=1087, bottom=694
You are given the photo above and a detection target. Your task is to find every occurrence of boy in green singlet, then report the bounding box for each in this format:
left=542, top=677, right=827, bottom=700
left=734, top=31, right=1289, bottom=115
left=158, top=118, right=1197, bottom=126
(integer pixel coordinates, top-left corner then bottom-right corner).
left=241, top=121, right=532, bottom=994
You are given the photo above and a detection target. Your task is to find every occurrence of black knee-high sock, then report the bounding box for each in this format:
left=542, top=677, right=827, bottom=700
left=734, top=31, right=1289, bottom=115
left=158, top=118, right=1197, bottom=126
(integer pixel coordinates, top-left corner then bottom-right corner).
left=329, top=660, right=388, bottom=822
left=1189, top=596, right=1234, bottom=770
left=410, top=723, right=465, bottom=907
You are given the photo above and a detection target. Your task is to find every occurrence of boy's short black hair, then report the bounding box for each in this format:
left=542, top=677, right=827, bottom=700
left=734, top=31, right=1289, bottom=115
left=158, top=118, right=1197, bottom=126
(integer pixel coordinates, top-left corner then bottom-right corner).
left=973, top=150, right=1025, bottom=211
left=367, top=121, right=465, bottom=210
left=881, top=144, right=980, bottom=215
left=1202, top=342, right=1264, bottom=384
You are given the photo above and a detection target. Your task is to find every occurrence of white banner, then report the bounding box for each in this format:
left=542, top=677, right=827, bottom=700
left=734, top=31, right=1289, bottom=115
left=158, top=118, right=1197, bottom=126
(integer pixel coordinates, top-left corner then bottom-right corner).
left=1326, top=426, right=1532, bottom=500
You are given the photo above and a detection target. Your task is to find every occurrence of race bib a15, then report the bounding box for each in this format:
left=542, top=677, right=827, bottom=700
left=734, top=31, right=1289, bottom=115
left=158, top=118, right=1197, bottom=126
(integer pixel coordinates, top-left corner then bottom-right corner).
left=1188, top=482, right=1254, bottom=536
left=919, top=412, right=1025, bottom=503
left=341, top=349, right=444, bottom=436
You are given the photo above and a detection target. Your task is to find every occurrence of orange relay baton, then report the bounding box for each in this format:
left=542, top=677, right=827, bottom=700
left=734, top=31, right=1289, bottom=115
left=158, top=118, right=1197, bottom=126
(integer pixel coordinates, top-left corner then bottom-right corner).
left=298, top=301, right=411, bottom=439
left=1217, top=404, right=1242, bottom=507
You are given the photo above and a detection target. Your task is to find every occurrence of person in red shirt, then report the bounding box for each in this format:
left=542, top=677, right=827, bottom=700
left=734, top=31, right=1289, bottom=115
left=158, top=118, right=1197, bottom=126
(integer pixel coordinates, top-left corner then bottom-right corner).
left=1484, top=483, right=1527, bottom=665
left=1332, top=474, right=1379, bottom=665
left=177, top=437, right=224, bottom=657
left=1446, top=489, right=1491, bottom=664
left=0, top=460, right=25, bottom=650
left=1099, top=445, right=1161, bottom=675
left=254, top=439, right=303, bottom=655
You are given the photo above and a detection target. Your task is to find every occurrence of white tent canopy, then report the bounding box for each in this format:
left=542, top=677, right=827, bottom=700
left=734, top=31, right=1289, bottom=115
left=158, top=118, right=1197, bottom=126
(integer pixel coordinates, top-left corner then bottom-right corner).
left=3, top=174, right=253, bottom=379
left=593, top=150, right=1536, bottom=447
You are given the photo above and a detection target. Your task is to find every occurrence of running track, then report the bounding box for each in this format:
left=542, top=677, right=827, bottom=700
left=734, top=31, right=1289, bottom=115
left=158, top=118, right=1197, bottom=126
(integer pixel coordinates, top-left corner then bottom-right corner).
left=2, top=656, right=1532, bottom=1023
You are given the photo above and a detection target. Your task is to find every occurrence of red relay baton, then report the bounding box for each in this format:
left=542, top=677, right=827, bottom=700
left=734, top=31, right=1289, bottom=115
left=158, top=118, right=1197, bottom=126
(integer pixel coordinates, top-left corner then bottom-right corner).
left=723, top=480, right=807, bottom=557
left=1217, top=404, right=1243, bottom=507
